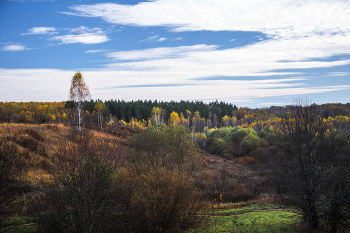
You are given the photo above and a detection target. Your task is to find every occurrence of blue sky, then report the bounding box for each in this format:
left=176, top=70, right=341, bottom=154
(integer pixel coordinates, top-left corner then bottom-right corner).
left=1, top=0, right=349, bottom=108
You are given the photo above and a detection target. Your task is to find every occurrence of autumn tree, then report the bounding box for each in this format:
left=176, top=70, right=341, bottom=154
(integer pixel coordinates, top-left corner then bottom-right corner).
left=69, top=72, right=91, bottom=132
left=126, top=124, right=204, bottom=174
left=151, top=107, right=165, bottom=129
left=94, top=101, right=105, bottom=131
left=168, top=111, right=180, bottom=127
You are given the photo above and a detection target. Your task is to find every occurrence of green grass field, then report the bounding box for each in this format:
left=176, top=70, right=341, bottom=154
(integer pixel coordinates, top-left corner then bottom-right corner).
left=193, top=203, right=302, bottom=233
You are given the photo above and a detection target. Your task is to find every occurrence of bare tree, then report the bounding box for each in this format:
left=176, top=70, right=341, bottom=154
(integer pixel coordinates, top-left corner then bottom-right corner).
left=272, top=103, right=328, bottom=229
left=320, top=131, right=350, bottom=233
left=37, top=158, right=123, bottom=233
left=272, top=101, right=350, bottom=231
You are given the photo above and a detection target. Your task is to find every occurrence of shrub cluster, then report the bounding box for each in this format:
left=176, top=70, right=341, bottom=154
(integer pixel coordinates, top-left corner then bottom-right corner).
left=34, top=128, right=205, bottom=233
left=0, top=139, right=30, bottom=219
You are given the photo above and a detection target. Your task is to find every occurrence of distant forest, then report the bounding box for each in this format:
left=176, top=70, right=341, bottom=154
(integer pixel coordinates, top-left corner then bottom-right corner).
left=77, top=99, right=238, bottom=123
left=1, top=100, right=350, bottom=131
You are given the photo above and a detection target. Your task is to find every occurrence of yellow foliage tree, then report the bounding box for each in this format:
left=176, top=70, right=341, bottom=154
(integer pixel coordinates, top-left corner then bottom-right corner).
left=168, top=111, right=180, bottom=127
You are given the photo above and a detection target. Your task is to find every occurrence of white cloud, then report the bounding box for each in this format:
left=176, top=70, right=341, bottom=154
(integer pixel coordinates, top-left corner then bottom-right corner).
left=65, top=1, right=350, bottom=36
left=2, top=68, right=349, bottom=105
left=104, top=40, right=350, bottom=76
left=21, top=27, right=57, bottom=35
left=139, top=35, right=168, bottom=42
left=85, top=49, right=108, bottom=53
left=157, top=37, right=167, bottom=42
left=2, top=43, right=26, bottom=51
left=0, top=69, right=72, bottom=102
left=65, top=0, right=350, bottom=73
left=51, top=27, right=109, bottom=44
left=51, top=34, right=108, bottom=44
left=106, top=44, right=218, bottom=60
left=3, top=1, right=349, bottom=104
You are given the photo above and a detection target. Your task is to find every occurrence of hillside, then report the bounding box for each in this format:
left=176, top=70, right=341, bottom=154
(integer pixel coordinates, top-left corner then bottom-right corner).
left=0, top=123, right=267, bottom=212
left=0, top=123, right=125, bottom=186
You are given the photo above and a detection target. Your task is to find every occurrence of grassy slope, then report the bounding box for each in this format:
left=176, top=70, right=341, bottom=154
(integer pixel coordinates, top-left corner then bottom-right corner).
left=0, top=123, right=121, bottom=185
left=0, top=123, right=128, bottom=232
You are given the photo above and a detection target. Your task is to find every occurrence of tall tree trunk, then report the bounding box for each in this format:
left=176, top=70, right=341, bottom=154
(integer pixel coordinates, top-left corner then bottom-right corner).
left=307, top=193, right=318, bottom=229
left=78, top=102, right=82, bottom=133
left=330, top=200, right=339, bottom=233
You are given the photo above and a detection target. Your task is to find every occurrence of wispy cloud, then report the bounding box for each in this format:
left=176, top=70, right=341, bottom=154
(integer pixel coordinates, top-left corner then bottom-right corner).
left=105, top=40, right=350, bottom=75
left=2, top=68, right=349, bottom=105
left=21, top=27, right=57, bottom=35
left=106, top=44, right=218, bottom=61
left=50, top=26, right=109, bottom=44
left=85, top=49, right=108, bottom=53
left=1, top=43, right=27, bottom=51
left=139, top=35, right=167, bottom=42
left=172, top=37, right=183, bottom=41
left=65, top=1, right=350, bottom=36
left=326, top=72, right=350, bottom=77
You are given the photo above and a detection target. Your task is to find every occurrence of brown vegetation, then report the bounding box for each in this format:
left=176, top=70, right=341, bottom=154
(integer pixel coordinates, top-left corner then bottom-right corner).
left=0, top=123, right=125, bottom=219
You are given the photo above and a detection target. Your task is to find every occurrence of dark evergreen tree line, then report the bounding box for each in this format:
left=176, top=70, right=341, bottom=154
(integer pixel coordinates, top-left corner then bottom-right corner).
left=65, top=99, right=238, bottom=124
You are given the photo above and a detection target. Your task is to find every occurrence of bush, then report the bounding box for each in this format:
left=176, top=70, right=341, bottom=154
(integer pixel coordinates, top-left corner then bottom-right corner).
left=206, top=126, right=263, bottom=157
left=24, top=128, right=44, bottom=142
left=118, top=168, right=205, bottom=233
left=0, top=140, right=28, bottom=220
left=36, top=158, right=123, bottom=233
left=126, top=125, right=204, bottom=174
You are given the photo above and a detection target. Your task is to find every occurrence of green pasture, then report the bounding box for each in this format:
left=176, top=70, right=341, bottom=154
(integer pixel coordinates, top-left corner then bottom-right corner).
left=194, top=204, right=302, bottom=233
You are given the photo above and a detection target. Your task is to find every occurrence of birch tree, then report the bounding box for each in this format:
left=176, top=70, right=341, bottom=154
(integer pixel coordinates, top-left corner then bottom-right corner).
left=69, top=72, right=91, bottom=132
left=151, top=107, right=164, bottom=130
left=94, top=101, right=105, bottom=131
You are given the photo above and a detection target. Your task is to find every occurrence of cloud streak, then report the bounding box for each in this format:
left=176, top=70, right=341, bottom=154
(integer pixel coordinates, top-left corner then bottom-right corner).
left=106, top=44, right=218, bottom=61
left=85, top=49, right=108, bottom=53
left=50, top=27, right=109, bottom=44
left=1, top=69, right=348, bottom=106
